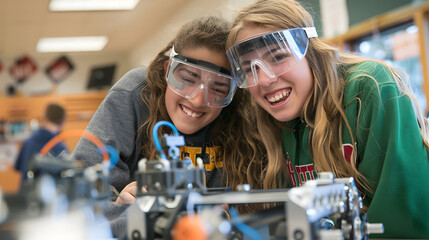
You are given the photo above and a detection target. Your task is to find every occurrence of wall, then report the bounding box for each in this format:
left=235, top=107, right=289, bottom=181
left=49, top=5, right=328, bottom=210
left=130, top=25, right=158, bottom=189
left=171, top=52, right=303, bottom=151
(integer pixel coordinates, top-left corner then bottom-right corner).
left=128, top=0, right=257, bottom=68
left=0, top=0, right=257, bottom=96
left=0, top=51, right=130, bottom=96
left=300, top=0, right=416, bottom=37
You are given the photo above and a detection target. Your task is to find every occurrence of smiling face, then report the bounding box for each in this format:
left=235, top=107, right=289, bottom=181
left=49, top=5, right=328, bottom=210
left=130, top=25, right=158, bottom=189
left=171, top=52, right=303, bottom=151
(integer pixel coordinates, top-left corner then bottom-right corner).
left=165, top=47, right=229, bottom=134
left=235, top=25, right=313, bottom=122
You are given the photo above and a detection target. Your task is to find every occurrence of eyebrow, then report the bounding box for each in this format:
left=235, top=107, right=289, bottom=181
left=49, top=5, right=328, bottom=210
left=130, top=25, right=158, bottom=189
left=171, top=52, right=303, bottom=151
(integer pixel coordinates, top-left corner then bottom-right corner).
left=240, top=46, right=283, bottom=67
left=262, top=46, right=283, bottom=59
left=241, top=60, right=251, bottom=67
left=213, top=81, right=229, bottom=87
left=177, top=67, right=200, bottom=79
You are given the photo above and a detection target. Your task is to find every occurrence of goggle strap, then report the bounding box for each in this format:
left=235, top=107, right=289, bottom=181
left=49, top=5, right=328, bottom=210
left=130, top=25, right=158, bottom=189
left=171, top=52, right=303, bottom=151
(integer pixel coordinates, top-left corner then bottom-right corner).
left=171, top=46, right=231, bottom=76
left=303, top=27, right=318, bottom=38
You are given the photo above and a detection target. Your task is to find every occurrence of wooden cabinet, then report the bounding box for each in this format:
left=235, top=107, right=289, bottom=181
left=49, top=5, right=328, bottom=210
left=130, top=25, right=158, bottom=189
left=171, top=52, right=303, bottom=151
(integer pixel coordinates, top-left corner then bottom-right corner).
left=0, top=91, right=107, bottom=193
left=0, top=90, right=107, bottom=151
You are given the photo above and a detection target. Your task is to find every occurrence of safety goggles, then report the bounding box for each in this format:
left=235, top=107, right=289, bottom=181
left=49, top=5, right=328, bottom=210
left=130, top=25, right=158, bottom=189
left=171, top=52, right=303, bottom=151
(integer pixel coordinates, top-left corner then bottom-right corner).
left=166, top=46, right=237, bottom=108
left=226, top=27, right=318, bottom=88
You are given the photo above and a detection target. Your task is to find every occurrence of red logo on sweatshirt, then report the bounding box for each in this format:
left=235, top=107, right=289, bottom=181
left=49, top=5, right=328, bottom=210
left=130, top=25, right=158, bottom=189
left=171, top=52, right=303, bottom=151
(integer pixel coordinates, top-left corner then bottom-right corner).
left=343, top=143, right=358, bottom=167
left=286, top=153, right=315, bottom=187
left=286, top=144, right=356, bottom=187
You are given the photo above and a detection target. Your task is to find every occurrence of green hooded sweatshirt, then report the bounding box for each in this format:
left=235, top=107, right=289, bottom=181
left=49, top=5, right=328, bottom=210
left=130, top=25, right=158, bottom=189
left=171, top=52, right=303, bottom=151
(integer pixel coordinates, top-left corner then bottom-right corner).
left=281, top=61, right=429, bottom=238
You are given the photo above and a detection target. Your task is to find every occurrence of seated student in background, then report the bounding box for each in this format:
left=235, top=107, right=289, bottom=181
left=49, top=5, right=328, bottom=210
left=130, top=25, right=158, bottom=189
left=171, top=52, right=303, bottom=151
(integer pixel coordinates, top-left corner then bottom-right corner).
left=15, top=103, right=68, bottom=180
left=72, top=16, right=266, bottom=237
left=226, top=0, right=429, bottom=238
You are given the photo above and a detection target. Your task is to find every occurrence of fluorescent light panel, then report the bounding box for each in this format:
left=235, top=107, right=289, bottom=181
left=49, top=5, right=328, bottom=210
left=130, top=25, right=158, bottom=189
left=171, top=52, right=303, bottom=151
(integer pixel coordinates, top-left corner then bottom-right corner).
left=49, top=0, right=140, bottom=11
left=36, top=36, right=108, bottom=52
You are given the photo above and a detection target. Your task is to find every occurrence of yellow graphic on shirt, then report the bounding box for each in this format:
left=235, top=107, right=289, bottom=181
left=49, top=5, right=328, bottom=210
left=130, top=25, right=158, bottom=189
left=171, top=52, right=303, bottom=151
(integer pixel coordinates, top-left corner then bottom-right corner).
left=179, top=146, right=223, bottom=171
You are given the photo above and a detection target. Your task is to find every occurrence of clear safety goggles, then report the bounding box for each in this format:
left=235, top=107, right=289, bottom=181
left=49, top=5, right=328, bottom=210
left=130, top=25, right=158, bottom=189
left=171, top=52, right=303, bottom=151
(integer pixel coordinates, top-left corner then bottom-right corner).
left=226, top=27, right=318, bottom=88
left=166, top=46, right=237, bottom=108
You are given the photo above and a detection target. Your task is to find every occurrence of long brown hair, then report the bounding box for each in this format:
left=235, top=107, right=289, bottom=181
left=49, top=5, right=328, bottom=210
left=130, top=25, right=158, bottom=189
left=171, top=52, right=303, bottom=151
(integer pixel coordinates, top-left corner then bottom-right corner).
left=140, top=16, right=267, bottom=192
left=227, top=0, right=429, bottom=196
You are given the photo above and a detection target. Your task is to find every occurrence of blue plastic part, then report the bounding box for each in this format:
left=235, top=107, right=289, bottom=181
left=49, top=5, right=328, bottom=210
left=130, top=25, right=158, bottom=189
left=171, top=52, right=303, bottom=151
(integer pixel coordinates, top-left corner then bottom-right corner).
left=229, top=207, right=262, bottom=240
left=152, top=121, right=180, bottom=159
left=96, top=145, right=119, bottom=170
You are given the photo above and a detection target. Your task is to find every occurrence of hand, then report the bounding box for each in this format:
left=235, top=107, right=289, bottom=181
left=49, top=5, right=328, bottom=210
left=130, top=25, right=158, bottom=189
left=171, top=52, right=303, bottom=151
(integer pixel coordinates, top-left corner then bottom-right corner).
left=115, top=181, right=146, bottom=205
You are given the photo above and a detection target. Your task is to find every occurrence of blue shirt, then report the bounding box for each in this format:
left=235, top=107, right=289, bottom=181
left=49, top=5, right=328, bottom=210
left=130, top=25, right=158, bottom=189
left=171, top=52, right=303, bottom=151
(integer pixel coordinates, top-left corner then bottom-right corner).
left=15, top=128, right=68, bottom=179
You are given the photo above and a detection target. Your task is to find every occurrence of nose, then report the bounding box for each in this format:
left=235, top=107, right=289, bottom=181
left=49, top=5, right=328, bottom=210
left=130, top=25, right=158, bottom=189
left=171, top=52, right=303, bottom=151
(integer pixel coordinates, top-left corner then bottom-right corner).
left=187, top=87, right=205, bottom=107
left=255, top=66, right=277, bottom=87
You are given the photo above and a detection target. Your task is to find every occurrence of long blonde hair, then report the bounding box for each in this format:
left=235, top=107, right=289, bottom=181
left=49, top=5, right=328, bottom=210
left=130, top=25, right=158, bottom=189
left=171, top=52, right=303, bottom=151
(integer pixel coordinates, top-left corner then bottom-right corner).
left=227, top=0, right=429, bottom=194
left=141, top=16, right=266, bottom=191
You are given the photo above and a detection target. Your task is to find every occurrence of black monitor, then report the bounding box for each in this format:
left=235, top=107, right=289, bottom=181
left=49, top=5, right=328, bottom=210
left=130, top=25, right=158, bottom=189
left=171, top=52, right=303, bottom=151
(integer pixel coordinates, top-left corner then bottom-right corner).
left=87, top=64, right=116, bottom=90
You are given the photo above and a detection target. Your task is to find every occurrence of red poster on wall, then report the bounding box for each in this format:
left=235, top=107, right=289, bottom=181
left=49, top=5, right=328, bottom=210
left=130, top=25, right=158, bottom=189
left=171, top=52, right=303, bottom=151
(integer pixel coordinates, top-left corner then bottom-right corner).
left=9, top=56, right=37, bottom=84
left=45, top=55, right=74, bottom=84
left=0, top=60, right=3, bottom=73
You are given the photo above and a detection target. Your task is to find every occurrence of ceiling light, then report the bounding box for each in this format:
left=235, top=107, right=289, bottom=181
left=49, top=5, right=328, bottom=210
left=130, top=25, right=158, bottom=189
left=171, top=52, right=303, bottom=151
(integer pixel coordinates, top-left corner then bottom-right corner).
left=36, top=36, right=108, bottom=52
left=49, top=0, right=140, bottom=11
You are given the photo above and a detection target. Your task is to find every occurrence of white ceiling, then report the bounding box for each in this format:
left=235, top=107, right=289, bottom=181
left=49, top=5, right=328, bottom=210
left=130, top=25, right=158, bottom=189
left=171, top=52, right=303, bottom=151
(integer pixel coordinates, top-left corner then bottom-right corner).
left=0, top=0, right=251, bottom=56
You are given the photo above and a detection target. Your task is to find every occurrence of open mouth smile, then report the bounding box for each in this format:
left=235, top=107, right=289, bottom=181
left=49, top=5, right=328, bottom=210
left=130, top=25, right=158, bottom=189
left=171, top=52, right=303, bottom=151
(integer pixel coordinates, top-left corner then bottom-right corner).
left=266, top=89, right=291, bottom=105
left=181, top=105, right=203, bottom=118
